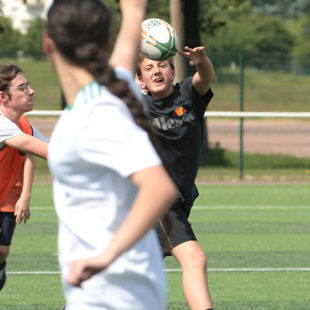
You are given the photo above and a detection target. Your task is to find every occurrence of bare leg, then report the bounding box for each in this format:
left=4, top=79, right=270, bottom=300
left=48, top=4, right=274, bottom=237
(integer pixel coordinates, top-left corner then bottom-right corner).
left=171, top=240, right=213, bottom=310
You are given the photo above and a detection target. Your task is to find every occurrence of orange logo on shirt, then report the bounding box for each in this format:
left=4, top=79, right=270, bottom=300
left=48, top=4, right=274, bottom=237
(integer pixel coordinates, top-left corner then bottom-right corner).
left=174, top=107, right=187, bottom=117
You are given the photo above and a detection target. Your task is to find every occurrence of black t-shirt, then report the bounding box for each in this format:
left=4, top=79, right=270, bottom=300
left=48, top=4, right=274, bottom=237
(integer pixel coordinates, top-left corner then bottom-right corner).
left=144, top=77, right=214, bottom=209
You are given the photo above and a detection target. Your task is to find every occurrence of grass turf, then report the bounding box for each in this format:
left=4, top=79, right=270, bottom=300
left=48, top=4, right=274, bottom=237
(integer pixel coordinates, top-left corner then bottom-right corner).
left=1, top=184, right=310, bottom=309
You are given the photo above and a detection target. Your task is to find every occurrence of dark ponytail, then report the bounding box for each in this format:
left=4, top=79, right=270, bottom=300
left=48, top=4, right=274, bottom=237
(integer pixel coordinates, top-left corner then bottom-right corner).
left=47, top=0, right=163, bottom=157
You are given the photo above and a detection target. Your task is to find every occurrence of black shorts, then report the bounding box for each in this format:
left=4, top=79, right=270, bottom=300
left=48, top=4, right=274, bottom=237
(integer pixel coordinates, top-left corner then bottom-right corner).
left=156, top=205, right=197, bottom=257
left=0, top=212, right=16, bottom=246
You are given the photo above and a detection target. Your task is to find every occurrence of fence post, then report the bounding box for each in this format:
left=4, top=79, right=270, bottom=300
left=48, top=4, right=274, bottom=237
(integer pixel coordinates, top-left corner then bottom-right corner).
left=239, top=53, right=244, bottom=179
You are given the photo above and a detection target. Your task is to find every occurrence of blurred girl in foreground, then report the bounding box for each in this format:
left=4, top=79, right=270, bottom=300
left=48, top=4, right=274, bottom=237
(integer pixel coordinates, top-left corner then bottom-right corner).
left=43, top=0, right=177, bottom=309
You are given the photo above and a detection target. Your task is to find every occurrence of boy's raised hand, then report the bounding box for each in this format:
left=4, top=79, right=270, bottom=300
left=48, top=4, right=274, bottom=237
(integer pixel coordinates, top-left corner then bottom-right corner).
left=179, top=46, right=207, bottom=66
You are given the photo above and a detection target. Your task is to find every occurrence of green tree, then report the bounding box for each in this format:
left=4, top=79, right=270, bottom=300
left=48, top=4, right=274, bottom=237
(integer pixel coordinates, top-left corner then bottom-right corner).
left=251, top=15, right=294, bottom=69
left=200, top=0, right=250, bottom=36
left=288, top=16, right=310, bottom=73
left=198, top=0, right=251, bottom=68
left=203, top=11, right=294, bottom=70
left=249, top=1, right=310, bottom=72
left=0, top=16, right=23, bottom=55
left=250, top=0, right=310, bottom=19
left=22, top=18, right=46, bottom=55
left=146, top=0, right=170, bottom=20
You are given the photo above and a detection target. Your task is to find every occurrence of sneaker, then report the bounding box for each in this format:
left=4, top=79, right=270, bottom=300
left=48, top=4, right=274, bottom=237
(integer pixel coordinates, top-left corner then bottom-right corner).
left=0, top=261, right=6, bottom=291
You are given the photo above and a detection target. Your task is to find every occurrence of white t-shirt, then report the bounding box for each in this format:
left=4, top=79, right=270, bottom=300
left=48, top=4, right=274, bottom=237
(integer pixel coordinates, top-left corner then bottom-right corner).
left=0, top=113, right=48, bottom=150
left=48, top=70, right=166, bottom=310
left=0, top=113, right=23, bottom=149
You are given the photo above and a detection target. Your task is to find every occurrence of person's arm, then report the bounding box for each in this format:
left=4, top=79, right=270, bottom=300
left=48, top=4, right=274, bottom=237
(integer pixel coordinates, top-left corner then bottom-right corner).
left=67, top=165, right=177, bottom=287
left=32, top=125, right=49, bottom=143
left=14, top=154, right=35, bottom=224
left=5, top=134, right=48, bottom=159
left=179, top=46, right=214, bottom=96
left=109, top=0, right=147, bottom=74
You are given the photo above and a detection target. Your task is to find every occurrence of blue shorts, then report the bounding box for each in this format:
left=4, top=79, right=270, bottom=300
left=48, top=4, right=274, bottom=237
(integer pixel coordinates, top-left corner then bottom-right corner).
left=0, top=212, right=16, bottom=246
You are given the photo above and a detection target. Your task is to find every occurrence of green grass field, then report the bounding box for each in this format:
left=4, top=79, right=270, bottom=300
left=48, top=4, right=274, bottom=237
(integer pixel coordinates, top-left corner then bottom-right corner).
left=210, top=68, right=310, bottom=112
left=1, top=59, right=309, bottom=112
left=1, top=184, right=310, bottom=309
left=34, top=149, right=310, bottom=183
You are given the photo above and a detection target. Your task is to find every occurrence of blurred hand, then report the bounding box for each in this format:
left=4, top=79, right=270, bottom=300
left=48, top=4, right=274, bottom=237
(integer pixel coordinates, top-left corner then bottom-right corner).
left=179, top=46, right=207, bottom=66
left=67, top=253, right=112, bottom=287
left=15, top=198, right=30, bottom=224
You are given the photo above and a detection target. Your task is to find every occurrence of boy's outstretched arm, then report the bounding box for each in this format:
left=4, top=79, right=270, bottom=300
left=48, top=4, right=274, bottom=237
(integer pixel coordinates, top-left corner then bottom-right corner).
left=179, top=46, right=214, bottom=95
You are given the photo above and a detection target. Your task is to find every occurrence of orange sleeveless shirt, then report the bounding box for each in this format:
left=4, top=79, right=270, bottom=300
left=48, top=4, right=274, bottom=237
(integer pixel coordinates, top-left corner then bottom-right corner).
left=0, top=115, right=33, bottom=212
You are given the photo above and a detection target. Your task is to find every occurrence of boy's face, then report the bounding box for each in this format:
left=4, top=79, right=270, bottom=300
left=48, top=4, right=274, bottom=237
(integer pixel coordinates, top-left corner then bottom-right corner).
left=138, top=58, right=175, bottom=99
left=0, top=73, right=35, bottom=115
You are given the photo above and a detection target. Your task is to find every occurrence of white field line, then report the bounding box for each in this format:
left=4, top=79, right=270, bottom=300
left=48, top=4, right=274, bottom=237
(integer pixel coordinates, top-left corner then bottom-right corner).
left=25, top=205, right=310, bottom=275
left=31, top=206, right=54, bottom=210
left=8, top=267, right=310, bottom=275
left=8, top=271, right=60, bottom=275
left=193, top=205, right=310, bottom=210
left=166, top=268, right=310, bottom=272
left=31, top=205, right=310, bottom=211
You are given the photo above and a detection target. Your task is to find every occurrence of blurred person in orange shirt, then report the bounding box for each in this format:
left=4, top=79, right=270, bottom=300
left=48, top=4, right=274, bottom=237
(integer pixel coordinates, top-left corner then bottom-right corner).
left=0, top=64, right=48, bottom=291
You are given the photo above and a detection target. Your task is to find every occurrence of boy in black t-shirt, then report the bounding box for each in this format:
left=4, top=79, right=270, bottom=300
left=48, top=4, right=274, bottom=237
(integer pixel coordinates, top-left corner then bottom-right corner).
left=136, top=46, right=215, bottom=310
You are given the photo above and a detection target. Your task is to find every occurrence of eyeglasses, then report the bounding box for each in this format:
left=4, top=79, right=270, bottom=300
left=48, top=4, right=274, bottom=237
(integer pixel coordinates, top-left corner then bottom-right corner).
left=7, top=82, right=32, bottom=94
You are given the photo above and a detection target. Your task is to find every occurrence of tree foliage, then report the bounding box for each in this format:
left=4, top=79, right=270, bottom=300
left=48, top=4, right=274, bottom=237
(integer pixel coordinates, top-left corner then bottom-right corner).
left=250, top=0, right=310, bottom=19
left=249, top=0, right=310, bottom=71
left=0, top=0, right=309, bottom=72
left=198, top=0, right=305, bottom=71
left=287, top=16, right=310, bottom=74
left=200, top=0, right=251, bottom=36
left=0, top=16, right=23, bottom=55
left=22, top=18, right=46, bottom=54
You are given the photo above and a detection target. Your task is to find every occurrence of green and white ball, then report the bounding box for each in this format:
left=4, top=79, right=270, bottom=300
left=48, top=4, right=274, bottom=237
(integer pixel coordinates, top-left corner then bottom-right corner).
left=141, top=18, right=179, bottom=61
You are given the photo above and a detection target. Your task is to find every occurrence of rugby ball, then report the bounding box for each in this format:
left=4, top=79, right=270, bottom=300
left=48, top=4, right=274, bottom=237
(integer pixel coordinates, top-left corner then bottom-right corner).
left=141, top=18, right=179, bottom=61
